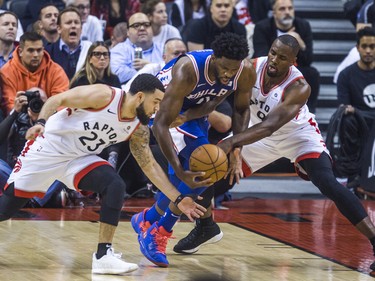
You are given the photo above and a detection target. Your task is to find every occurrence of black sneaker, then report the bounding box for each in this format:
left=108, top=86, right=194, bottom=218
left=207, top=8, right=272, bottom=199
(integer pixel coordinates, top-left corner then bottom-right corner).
left=173, top=221, right=223, bottom=254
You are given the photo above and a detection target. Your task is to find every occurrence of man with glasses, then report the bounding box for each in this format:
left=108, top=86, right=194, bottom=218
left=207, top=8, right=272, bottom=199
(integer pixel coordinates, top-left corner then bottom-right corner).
left=110, top=13, right=163, bottom=84
left=45, top=7, right=92, bottom=80
left=123, top=38, right=187, bottom=91
left=66, top=0, right=103, bottom=42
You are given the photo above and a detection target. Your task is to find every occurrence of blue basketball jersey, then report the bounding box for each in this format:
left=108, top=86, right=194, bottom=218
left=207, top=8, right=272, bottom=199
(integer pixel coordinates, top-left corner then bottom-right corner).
left=157, top=50, right=244, bottom=113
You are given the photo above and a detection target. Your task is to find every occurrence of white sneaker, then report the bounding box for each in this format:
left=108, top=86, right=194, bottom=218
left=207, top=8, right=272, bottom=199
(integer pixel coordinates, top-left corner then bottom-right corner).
left=92, top=248, right=139, bottom=275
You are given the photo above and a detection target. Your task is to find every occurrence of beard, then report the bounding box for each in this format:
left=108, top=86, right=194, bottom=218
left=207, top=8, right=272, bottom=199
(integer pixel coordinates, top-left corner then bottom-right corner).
left=213, top=67, right=224, bottom=85
left=136, top=102, right=150, bottom=125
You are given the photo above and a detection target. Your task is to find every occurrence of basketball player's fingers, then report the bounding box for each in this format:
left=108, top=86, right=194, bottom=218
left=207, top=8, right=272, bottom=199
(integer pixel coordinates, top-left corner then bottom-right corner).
left=25, top=128, right=36, bottom=140
left=195, top=203, right=207, bottom=214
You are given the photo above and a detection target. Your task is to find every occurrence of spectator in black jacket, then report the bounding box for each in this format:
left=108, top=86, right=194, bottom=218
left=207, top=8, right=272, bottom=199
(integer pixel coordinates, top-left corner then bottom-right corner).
left=185, top=0, right=246, bottom=51
left=253, top=0, right=320, bottom=113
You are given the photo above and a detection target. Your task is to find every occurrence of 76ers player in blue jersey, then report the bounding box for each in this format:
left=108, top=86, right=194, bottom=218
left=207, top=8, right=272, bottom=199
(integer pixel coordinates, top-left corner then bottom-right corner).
left=131, top=32, right=256, bottom=267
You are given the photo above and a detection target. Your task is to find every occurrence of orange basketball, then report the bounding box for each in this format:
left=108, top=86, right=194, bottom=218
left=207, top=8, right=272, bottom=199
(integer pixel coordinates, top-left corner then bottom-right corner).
left=189, top=144, right=228, bottom=183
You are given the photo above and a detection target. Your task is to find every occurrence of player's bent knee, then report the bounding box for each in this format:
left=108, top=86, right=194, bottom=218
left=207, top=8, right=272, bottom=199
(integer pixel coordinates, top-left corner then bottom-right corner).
left=102, top=176, right=126, bottom=210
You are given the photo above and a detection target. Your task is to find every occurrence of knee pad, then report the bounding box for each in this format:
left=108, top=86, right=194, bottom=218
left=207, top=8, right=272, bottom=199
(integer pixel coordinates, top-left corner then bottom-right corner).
left=102, top=176, right=126, bottom=211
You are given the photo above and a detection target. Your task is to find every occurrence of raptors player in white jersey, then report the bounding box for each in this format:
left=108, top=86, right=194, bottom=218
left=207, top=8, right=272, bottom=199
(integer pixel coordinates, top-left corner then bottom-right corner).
left=0, top=74, right=206, bottom=275
left=175, top=35, right=375, bottom=270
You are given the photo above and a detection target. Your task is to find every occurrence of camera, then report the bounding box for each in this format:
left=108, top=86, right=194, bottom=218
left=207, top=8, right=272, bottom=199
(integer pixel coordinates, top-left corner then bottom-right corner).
left=22, top=90, right=44, bottom=113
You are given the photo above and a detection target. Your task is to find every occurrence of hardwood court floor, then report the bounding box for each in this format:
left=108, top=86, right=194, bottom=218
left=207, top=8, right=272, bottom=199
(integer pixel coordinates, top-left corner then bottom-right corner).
left=0, top=195, right=375, bottom=281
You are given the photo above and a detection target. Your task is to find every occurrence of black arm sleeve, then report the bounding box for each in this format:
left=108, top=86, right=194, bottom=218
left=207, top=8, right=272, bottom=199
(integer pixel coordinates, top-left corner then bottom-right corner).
left=0, top=111, right=18, bottom=144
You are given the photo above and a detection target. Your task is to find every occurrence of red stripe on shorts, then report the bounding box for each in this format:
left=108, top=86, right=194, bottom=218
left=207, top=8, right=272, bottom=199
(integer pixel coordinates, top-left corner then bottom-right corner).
left=73, top=161, right=110, bottom=189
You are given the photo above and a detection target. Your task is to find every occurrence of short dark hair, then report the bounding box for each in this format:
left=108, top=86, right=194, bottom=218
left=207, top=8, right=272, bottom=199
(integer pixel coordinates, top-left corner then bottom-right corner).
left=129, top=73, right=165, bottom=95
left=38, top=4, right=59, bottom=20
left=211, top=32, right=249, bottom=60
left=57, top=7, right=82, bottom=26
left=19, top=32, right=43, bottom=47
left=0, top=11, right=19, bottom=23
left=356, top=27, right=375, bottom=45
left=276, top=34, right=300, bottom=56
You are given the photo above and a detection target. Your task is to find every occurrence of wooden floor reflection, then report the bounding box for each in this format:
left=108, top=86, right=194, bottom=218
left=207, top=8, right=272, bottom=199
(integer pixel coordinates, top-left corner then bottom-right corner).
left=1, top=196, right=375, bottom=281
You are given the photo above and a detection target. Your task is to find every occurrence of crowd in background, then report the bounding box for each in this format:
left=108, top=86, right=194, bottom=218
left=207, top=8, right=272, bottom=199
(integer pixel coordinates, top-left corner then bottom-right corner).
left=0, top=0, right=374, bottom=206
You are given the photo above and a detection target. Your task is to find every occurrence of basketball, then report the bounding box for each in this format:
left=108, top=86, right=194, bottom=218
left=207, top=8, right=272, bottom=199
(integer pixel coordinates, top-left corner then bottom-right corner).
left=189, top=144, right=228, bottom=183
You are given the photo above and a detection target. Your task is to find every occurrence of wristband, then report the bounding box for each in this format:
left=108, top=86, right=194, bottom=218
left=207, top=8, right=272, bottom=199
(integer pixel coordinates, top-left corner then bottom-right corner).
left=35, top=119, right=46, bottom=126
left=173, top=194, right=198, bottom=207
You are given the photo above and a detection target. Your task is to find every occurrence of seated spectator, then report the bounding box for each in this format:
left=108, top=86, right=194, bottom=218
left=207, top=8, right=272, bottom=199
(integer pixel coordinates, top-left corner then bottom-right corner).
left=66, top=0, right=103, bottom=42
left=1, top=32, right=69, bottom=115
left=0, top=12, right=18, bottom=68
left=21, top=0, right=65, bottom=32
left=123, top=37, right=186, bottom=91
left=45, top=7, right=92, bottom=80
left=333, top=1, right=374, bottom=83
left=336, top=27, right=375, bottom=188
left=169, top=0, right=208, bottom=32
left=37, top=4, right=60, bottom=45
left=91, top=0, right=141, bottom=40
left=185, top=0, right=246, bottom=51
left=70, top=41, right=120, bottom=88
left=253, top=0, right=320, bottom=113
left=108, top=22, right=127, bottom=49
left=0, top=0, right=23, bottom=41
left=141, top=0, right=181, bottom=48
left=110, top=12, right=163, bottom=84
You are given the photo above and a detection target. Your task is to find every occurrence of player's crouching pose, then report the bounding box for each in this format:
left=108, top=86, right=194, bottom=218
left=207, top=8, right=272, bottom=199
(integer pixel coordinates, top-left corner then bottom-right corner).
left=0, top=74, right=206, bottom=275
left=175, top=35, right=375, bottom=271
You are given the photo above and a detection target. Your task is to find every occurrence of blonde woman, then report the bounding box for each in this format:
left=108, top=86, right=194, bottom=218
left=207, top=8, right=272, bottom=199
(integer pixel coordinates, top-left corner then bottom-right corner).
left=70, top=41, right=121, bottom=88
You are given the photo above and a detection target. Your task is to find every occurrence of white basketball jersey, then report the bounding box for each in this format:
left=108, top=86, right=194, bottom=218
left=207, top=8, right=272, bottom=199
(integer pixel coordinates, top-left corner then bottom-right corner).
left=44, top=87, right=140, bottom=156
left=251, top=57, right=317, bottom=138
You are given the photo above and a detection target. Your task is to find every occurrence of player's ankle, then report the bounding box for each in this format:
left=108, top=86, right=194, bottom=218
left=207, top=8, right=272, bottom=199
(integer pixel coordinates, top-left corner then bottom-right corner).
left=198, top=215, right=215, bottom=227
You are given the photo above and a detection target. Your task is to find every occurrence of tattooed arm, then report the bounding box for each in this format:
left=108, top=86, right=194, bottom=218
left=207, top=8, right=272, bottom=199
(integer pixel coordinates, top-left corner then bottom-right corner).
left=129, top=124, right=206, bottom=220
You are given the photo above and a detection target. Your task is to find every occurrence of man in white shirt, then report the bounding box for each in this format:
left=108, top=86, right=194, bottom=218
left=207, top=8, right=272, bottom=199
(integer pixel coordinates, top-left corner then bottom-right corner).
left=123, top=38, right=187, bottom=91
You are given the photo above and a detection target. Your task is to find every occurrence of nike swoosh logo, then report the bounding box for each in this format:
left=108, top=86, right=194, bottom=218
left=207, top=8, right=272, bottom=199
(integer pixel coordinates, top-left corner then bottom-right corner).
left=197, top=83, right=206, bottom=87
left=107, top=109, right=116, bottom=114
left=253, top=86, right=259, bottom=89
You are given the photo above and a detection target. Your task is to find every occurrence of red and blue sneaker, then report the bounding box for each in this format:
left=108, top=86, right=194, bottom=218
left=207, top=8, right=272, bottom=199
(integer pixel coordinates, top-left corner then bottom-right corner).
left=131, top=208, right=151, bottom=236
left=138, top=222, right=172, bottom=267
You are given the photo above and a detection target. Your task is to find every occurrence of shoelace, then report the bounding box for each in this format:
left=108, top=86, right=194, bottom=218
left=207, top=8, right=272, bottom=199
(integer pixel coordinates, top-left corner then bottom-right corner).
left=108, top=248, right=122, bottom=259
left=184, top=226, right=202, bottom=242
left=140, top=221, right=151, bottom=233
left=153, top=231, right=172, bottom=254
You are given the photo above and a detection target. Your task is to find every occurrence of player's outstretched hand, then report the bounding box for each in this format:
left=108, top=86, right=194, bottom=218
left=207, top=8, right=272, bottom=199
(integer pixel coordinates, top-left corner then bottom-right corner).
left=224, top=148, right=243, bottom=185
left=26, top=124, right=45, bottom=140
left=177, top=195, right=207, bottom=222
left=178, top=170, right=213, bottom=188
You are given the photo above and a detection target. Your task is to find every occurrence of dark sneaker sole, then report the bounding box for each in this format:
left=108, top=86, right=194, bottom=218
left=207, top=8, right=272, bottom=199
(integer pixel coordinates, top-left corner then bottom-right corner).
left=173, top=231, right=224, bottom=254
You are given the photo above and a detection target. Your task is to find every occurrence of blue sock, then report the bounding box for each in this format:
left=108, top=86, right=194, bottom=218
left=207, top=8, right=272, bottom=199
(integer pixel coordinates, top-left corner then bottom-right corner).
left=145, top=205, right=162, bottom=223
left=158, top=208, right=180, bottom=232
